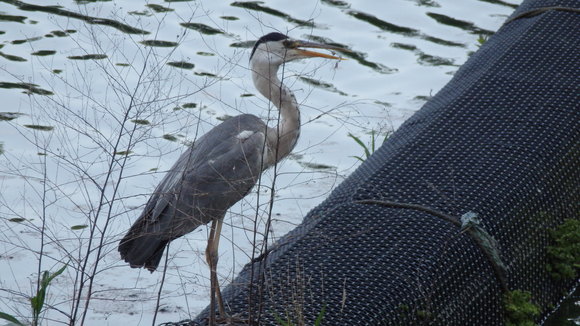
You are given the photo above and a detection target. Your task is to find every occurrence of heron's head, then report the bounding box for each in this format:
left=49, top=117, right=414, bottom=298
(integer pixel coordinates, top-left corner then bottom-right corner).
left=250, top=32, right=345, bottom=67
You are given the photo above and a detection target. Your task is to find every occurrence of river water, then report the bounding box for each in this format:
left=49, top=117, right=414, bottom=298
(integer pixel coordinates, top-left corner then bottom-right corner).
left=4, top=1, right=575, bottom=326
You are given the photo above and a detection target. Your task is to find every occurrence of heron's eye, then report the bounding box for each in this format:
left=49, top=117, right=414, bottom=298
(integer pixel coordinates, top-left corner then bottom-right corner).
left=283, top=40, right=298, bottom=48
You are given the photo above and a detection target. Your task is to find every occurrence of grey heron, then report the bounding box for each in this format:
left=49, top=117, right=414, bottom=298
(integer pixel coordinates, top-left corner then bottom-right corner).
left=118, top=32, right=345, bottom=324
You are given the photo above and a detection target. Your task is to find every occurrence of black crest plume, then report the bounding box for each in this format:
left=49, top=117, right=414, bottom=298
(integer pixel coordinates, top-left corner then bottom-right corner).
left=250, top=32, right=289, bottom=60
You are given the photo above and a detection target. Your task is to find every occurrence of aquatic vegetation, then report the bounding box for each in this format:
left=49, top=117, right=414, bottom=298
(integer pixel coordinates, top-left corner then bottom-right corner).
left=2, top=0, right=149, bottom=34
left=114, top=150, right=133, bottom=156
left=180, top=22, right=224, bottom=35
left=504, top=290, right=540, bottom=326
left=0, top=82, right=53, bottom=95
left=167, top=61, right=195, bottom=69
left=348, top=130, right=390, bottom=162
left=131, top=119, right=151, bottom=125
left=139, top=40, right=178, bottom=47
left=0, top=112, right=25, bottom=121
left=426, top=12, right=494, bottom=36
left=297, top=161, right=335, bottom=170
left=0, top=265, right=66, bottom=326
left=231, top=1, right=316, bottom=28
left=147, top=4, right=174, bottom=13
left=31, top=50, right=56, bottom=56
left=67, top=54, right=107, bottom=60
left=546, top=219, right=580, bottom=280
left=182, top=103, right=198, bottom=108
left=272, top=305, right=326, bottom=326
left=162, top=134, right=178, bottom=142
left=23, top=124, right=54, bottom=131
left=0, top=51, right=27, bottom=62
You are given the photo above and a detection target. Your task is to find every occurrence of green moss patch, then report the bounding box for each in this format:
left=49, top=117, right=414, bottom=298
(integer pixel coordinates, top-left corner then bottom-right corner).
left=504, top=290, right=540, bottom=326
left=546, top=219, right=580, bottom=280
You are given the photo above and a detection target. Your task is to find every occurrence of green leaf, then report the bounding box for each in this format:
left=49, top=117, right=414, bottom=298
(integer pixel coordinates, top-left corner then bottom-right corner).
left=182, top=103, right=197, bottom=108
left=45, top=264, right=66, bottom=286
left=23, top=125, right=54, bottom=131
left=131, top=119, right=150, bottom=125
left=314, top=305, right=326, bottom=326
left=31, top=50, right=56, bottom=56
left=31, top=264, right=66, bottom=322
left=347, top=132, right=367, bottom=149
left=350, top=155, right=365, bottom=163
left=0, top=112, right=26, bottom=121
left=180, top=23, right=223, bottom=35
left=348, top=130, right=390, bottom=162
left=114, top=150, right=133, bottom=156
left=382, top=133, right=390, bottom=144
left=347, top=133, right=370, bottom=158
left=477, top=34, right=488, bottom=46
left=272, top=312, right=291, bottom=326
left=31, top=271, right=49, bottom=317
left=162, top=134, right=178, bottom=142
left=298, top=161, right=335, bottom=170
left=67, top=54, right=107, bottom=60
left=504, top=290, right=540, bottom=326
left=0, top=312, right=25, bottom=326
left=139, top=40, right=178, bottom=48
left=220, top=16, right=239, bottom=21
left=167, top=61, right=195, bottom=69
left=146, top=4, right=174, bottom=12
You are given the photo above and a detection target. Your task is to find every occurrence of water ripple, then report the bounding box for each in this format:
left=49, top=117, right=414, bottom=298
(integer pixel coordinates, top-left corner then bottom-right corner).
left=0, top=81, right=53, bottom=95
left=67, top=54, right=107, bottom=60
left=181, top=23, right=224, bottom=35
left=477, top=0, right=518, bottom=9
left=321, top=0, right=350, bottom=9
left=392, top=42, right=457, bottom=66
left=305, top=35, right=397, bottom=74
left=299, top=77, right=349, bottom=96
left=0, top=51, right=26, bottom=61
left=426, top=12, right=495, bottom=35
left=139, top=40, right=178, bottom=47
left=0, top=13, right=27, bottom=23
left=231, top=1, right=317, bottom=28
left=408, top=0, right=441, bottom=7
left=347, top=10, right=465, bottom=47
left=1, top=0, right=150, bottom=34
left=146, top=4, right=174, bottom=13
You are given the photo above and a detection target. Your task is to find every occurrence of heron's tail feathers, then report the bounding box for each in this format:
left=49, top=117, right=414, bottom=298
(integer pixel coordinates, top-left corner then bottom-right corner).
left=118, top=225, right=169, bottom=272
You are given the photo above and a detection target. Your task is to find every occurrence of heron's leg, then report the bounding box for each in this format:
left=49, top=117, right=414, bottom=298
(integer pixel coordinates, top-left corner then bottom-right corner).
left=206, top=218, right=226, bottom=324
left=206, top=219, right=217, bottom=326
left=212, top=218, right=226, bottom=318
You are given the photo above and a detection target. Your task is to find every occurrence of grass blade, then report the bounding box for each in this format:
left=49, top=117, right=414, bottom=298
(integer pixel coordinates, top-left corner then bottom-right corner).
left=314, top=305, right=326, bottom=326
left=0, top=312, right=25, bottom=326
left=347, top=133, right=371, bottom=158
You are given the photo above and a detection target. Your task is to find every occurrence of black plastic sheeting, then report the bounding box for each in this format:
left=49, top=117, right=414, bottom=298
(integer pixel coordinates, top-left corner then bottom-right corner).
left=168, top=0, right=580, bottom=325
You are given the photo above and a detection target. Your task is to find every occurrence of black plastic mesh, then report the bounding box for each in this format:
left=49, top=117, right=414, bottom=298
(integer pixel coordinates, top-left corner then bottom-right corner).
left=169, top=1, right=580, bottom=325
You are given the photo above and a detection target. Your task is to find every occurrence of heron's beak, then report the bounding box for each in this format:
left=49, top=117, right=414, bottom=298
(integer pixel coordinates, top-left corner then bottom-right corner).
left=291, top=40, right=348, bottom=60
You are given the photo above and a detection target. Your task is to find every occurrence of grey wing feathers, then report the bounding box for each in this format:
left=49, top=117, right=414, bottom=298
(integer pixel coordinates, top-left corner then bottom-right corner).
left=119, top=114, right=268, bottom=271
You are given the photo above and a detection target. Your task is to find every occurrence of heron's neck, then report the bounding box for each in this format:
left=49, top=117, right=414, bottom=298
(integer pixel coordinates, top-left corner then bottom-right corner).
left=251, top=61, right=300, bottom=163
